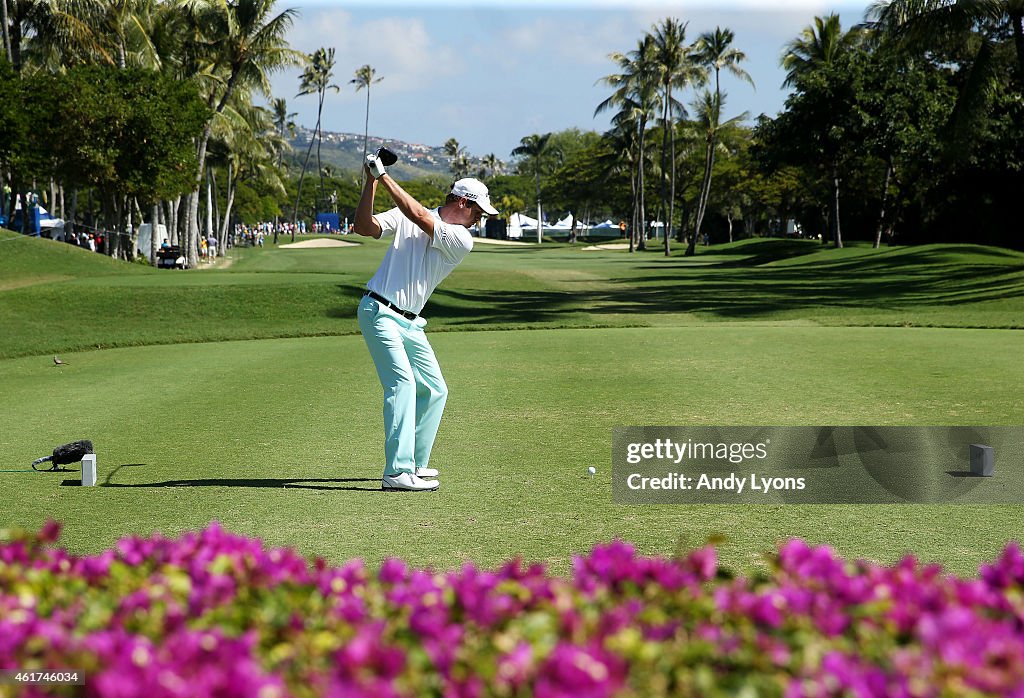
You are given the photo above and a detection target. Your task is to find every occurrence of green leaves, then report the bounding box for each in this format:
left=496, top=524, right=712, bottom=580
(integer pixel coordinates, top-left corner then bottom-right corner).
left=17, top=65, right=208, bottom=204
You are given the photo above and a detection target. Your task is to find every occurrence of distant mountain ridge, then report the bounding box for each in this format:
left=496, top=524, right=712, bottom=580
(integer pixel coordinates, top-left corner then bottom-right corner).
left=288, top=127, right=467, bottom=181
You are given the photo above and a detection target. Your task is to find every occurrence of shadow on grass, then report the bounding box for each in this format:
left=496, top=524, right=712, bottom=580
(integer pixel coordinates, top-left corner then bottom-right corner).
left=325, top=247, right=1024, bottom=328
left=102, top=477, right=382, bottom=492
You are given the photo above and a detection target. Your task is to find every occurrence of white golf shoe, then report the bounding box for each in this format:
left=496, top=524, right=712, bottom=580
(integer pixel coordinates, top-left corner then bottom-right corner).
left=382, top=472, right=439, bottom=492
left=415, top=467, right=439, bottom=478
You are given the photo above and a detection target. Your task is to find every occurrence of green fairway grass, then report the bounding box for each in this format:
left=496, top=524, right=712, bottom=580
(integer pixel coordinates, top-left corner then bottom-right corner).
left=2, top=229, right=1023, bottom=575
left=2, top=230, right=1023, bottom=359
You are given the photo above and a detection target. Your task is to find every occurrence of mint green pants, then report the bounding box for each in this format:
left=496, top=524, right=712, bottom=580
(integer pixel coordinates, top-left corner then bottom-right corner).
left=358, top=294, right=448, bottom=476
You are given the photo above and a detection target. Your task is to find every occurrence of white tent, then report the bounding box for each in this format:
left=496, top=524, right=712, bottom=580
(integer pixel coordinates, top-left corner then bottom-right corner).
left=507, top=214, right=523, bottom=239
left=511, top=212, right=539, bottom=228
left=507, top=212, right=539, bottom=240
left=37, top=205, right=66, bottom=240
left=551, top=214, right=576, bottom=230
left=137, top=223, right=169, bottom=262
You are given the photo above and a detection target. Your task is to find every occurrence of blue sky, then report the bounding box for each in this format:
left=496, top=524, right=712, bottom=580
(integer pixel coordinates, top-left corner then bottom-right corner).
left=269, top=1, right=873, bottom=159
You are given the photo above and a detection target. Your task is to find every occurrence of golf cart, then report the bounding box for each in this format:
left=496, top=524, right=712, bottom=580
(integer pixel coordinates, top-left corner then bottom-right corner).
left=156, top=245, right=188, bottom=269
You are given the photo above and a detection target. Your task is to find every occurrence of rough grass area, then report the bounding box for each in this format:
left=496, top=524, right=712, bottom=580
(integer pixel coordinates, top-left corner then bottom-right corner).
left=1, top=229, right=1022, bottom=575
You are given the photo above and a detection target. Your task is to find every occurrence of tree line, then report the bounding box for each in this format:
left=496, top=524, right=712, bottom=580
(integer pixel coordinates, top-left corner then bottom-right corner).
left=513, top=2, right=1022, bottom=253
left=0, top=0, right=301, bottom=267
left=1, top=0, right=1021, bottom=263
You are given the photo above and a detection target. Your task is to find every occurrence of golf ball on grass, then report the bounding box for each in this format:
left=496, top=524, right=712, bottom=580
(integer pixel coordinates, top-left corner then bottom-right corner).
left=588, top=467, right=597, bottom=475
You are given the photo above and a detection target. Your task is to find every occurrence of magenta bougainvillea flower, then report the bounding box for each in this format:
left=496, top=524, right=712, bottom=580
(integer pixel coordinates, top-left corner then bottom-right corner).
left=3, top=521, right=1024, bottom=697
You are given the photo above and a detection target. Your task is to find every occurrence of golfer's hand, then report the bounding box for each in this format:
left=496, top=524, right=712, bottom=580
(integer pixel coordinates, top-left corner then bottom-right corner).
left=366, top=154, right=386, bottom=179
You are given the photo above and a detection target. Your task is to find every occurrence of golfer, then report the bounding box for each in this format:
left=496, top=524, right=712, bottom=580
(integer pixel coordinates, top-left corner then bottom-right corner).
left=353, top=152, right=498, bottom=492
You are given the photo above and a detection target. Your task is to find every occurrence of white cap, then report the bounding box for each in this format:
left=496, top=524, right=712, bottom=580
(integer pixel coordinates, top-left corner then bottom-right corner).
left=451, top=178, right=499, bottom=215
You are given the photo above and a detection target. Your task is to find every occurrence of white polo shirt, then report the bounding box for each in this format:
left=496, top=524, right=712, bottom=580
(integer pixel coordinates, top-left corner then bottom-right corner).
left=367, top=207, right=474, bottom=315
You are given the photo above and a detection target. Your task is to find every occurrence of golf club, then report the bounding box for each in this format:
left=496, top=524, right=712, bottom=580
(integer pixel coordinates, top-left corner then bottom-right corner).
left=376, top=147, right=398, bottom=166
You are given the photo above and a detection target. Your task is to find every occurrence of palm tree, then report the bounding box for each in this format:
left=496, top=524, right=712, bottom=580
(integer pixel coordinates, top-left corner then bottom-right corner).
left=293, top=46, right=339, bottom=239
left=16, top=0, right=166, bottom=254
left=181, top=0, right=303, bottom=264
left=511, top=133, right=556, bottom=243
left=350, top=64, right=382, bottom=163
left=596, top=35, right=661, bottom=251
left=781, top=14, right=864, bottom=248
left=688, top=90, right=747, bottom=256
left=864, top=0, right=1024, bottom=244
left=697, top=27, right=753, bottom=110
left=868, top=0, right=1023, bottom=160
left=480, top=153, right=503, bottom=180
left=445, top=137, right=471, bottom=179
left=210, top=101, right=286, bottom=253
left=270, top=96, right=296, bottom=167
left=782, top=13, right=865, bottom=87
left=651, top=17, right=702, bottom=255
left=600, top=120, right=642, bottom=252
left=869, top=0, right=1024, bottom=82
left=9, top=0, right=110, bottom=72
left=93, top=0, right=160, bottom=69
left=688, top=26, right=753, bottom=255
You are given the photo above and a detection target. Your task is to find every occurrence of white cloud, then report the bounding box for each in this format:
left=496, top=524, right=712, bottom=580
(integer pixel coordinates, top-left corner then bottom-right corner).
left=499, top=15, right=632, bottom=68
left=285, top=9, right=460, bottom=94
left=267, top=8, right=465, bottom=137
left=358, top=17, right=461, bottom=92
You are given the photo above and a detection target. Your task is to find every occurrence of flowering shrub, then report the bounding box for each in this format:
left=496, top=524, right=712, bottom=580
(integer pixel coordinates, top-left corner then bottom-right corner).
left=3, top=521, right=1024, bottom=697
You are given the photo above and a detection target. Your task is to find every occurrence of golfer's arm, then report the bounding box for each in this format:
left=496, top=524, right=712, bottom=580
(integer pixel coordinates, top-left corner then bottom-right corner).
left=378, top=174, right=436, bottom=239
left=353, top=171, right=382, bottom=239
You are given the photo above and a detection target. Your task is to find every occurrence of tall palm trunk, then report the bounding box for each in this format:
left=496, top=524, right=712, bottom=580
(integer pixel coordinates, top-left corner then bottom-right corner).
left=127, top=197, right=140, bottom=261
left=874, top=160, right=893, bottom=249
left=688, top=135, right=715, bottom=256
left=831, top=163, right=843, bottom=248
left=292, top=126, right=317, bottom=243
left=636, top=118, right=647, bottom=252
left=628, top=167, right=637, bottom=253
left=188, top=122, right=215, bottom=267
left=68, top=190, right=78, bottom=240
left=362, top=88, right=371, bottom=162
left=665, top=87, right=677, bottom=257
left=534, top=167, right=542, bottom=244
left=188, top=71, right=242, bottom=266
left=219, top=161, right=236, bottom=255
left=1012, top=9, right=1024, bottom=83
left=166, top=196, right=180, bottom=246
left=316, top=94, right=326, bottom=212
left=669, top=119, right=678, bottom=244
left=659, top=88, right=671, bottom=256
left=9, top=11, right=20, bottom=71
left=0, top=0, right=11, bottom=64
left=150, top=204, right=160, bottom=263
left=206, top=169, right=215, bottom=252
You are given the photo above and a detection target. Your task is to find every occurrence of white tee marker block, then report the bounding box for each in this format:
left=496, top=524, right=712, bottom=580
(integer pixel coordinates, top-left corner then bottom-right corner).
left=970, top=444, right=994, bottom=477
left=81, top=453, right=97, bottom=486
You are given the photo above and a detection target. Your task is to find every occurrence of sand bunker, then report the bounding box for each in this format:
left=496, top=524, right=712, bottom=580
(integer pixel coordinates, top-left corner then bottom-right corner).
left=279, top=238, right=358, bottom=249
left=471, top=237, right=534, bottom=246
left=582, top=243, right=630, bottom=251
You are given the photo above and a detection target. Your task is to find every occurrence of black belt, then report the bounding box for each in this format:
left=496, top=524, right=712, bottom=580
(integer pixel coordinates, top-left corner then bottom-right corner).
left=365, top=291, right=418, bottom=320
